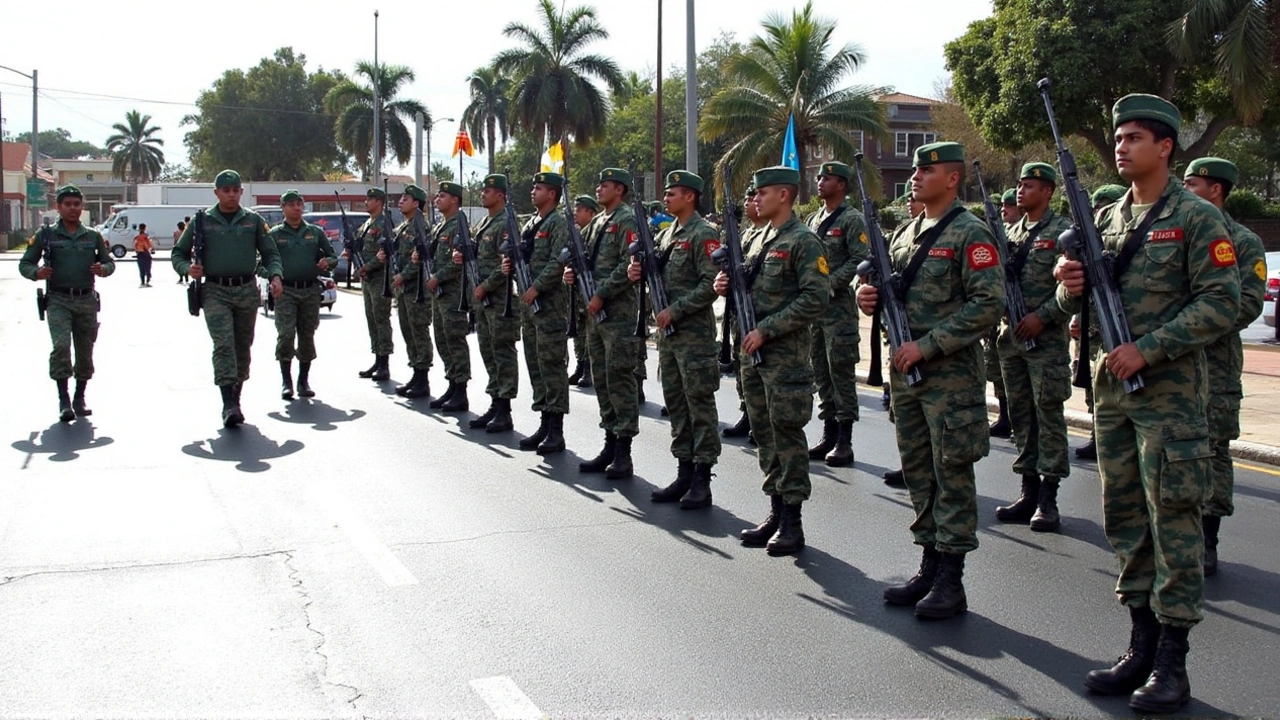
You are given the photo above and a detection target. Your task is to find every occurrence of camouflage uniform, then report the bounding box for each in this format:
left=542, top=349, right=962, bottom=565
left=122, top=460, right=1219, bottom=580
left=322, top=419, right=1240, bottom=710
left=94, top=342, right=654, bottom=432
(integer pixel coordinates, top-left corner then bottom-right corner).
left=357, top=214, right=394, bottom=356
left=731, top=220, right=769, bottom=412
left=268, top=219, right=338, bottom=362
left=805, top=200, right=868, bottom=423
left=474, top=208, right=520, bottom=400
left=520, top=209, right=570, bottom=414
left=428, top=213, right=471, bottom=384
left=584, top=202, right=641, bottom=438
left=391, top=214, right=433, bottom=372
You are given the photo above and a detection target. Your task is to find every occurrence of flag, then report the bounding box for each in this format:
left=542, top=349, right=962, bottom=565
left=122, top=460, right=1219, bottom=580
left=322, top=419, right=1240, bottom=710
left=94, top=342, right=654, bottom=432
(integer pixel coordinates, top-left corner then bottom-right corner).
left=540, top=142, right=564, bottom=173
left=781, top=114, right=800, bottom=171
left=452, top=129, right=475, bottom=158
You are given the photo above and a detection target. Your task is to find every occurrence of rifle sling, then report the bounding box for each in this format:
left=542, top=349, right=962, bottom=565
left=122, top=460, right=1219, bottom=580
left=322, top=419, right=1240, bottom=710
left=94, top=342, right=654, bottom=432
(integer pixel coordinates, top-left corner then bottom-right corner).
left=521, top=213, right=554, bottom=257
left=813, top=205, right=847, bottom=243
left=1007, top=217, right=1050, bottom=280
left=1110, top=193, right=1172, bottom=284
left=897, top=206, right=967, bottom=296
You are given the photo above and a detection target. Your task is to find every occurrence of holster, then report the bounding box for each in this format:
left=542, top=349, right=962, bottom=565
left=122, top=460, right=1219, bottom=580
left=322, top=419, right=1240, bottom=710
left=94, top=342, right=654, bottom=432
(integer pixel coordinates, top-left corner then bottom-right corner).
left=36, top=288, right=47, bottom=321
left=187, top=282, right=203, bottom=317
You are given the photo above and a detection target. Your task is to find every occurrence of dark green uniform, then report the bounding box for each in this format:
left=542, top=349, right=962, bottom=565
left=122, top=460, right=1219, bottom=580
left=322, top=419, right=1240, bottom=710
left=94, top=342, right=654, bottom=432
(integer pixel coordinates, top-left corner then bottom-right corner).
left=584, top=201, right=642, bottom=439
left=521, top=209, right=570, bottom=415
left=391, top=213, right=434, bottom=372
left=267, top=219, right=337, bottom=363
left=357, top=213, right=394, bottom=356
left=427, top=213, right=471, bottom=385
left=804, top=200, right=868, bottom=424
left=473, top=208, right=520, bottom=401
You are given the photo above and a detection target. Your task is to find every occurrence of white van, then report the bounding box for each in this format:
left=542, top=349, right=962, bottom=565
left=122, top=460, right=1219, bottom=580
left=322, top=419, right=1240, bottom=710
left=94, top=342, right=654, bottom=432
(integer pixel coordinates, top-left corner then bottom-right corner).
left=100, top=205, right=206, bottom=258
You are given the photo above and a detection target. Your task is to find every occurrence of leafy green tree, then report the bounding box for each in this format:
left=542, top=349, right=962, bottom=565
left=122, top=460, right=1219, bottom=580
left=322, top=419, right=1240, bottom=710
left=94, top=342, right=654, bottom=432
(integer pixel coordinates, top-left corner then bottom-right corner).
left=461, top=66, right=511, bottom=174
left=13, top=128, right=102, bottom=159
left=106, top=110, right=164, bottom=200
left=325, top=61, right=429, bottom=180
left=1167, top=0, right=1276, bottom=124
left=430, top=161, right=456, bottom=183
left=612, top=70, right=653, bottom=105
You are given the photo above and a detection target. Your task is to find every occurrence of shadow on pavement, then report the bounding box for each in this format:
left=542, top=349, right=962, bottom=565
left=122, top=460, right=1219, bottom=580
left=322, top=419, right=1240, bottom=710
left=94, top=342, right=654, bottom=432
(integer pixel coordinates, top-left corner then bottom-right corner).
left=180, top=424, right=304, bottom=472
left=267, top=400, right=367, bottom=431
left=1206, top=562, right=1280, bottom=630
left=11, top=420, right=114, bottom=466
left=976, top=493, right=1113, bottom=555
left=606, top=469, right=756, bottom=559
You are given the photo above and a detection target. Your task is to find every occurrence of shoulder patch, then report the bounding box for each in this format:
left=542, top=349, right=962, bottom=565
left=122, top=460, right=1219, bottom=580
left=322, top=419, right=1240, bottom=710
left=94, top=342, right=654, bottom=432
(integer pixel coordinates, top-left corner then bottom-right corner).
left=829, top=228, right=843, bottom=237
left=703, top=239, right=722, bottom=258
left=1210, top=239, right=1237, bottom=268
left=767, top=249, right=790, bottom=261
left=1033, top=239, right=1056, bottom=250
left=1255, top=259, right=1267, bottom=281
left=859, top=232, right=868, bottom=244
left=817, top=256, right=830, bottom=275
left=928, top=248, right=954, bottom=260
left=967, top=243, right=1000, bottom=271
left=1149, top=228, right=1183, bottom=243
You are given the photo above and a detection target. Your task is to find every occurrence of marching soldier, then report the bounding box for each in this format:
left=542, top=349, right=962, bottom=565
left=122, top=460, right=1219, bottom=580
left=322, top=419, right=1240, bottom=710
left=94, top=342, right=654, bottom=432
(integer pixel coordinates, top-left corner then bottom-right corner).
left=569, top=194, right=600, bottom=387
left=716, top=166, right=830, bottom=557
left=423, top=182, right=472, bottom=412
left=987, top=188, right=1022, bottom=438
left=722, top=184, right=766, bottom=439
left=855, top=142, right=1006, bottom=619
left=268, top=190, right=338, bottom=400
left=356, top=188, right=394, bottom=382
left=172, top=170, right=283, bottom=427
left=20, top=185, right=115, bottom=422
left=385, top=184, right=435, bottom=399
left=466, top=174, right=520, bottom=433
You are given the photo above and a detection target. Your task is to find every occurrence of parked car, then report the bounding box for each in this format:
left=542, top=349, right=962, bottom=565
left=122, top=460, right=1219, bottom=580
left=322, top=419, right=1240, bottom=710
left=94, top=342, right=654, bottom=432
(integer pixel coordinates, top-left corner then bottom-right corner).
left=304, top=211, right=371, bottom=281
left=1264, top=251, right=1280, bottom=328
left=258, top=275, right=338, bottom=317
left=251, top=205, right=285, bottom=228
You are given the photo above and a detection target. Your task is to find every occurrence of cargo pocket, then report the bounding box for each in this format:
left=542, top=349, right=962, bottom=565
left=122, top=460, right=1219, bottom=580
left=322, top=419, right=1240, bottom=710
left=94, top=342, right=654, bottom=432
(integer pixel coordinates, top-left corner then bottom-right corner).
left=1040, top=363, right=1073, bottom=404
left=770, top=367, right=815, bottom=429
left=1206, top=394, right=1240, bottom=440
left=919, top=259, right=954, bottom=303
left=1159, top=424, right=1212, bottom=509
left=941, top=403, right=990, bottom=466
left=1141, top=243, right=1184, bottom=293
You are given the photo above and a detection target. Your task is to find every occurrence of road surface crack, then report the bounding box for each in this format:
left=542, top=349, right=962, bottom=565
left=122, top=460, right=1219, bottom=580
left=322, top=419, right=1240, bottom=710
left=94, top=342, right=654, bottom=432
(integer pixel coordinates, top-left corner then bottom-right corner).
left=0, top=549, right=295, bottom=588
left=387, top=518, right=636, bottom=550
left=281, top=550, right=363, bottom=713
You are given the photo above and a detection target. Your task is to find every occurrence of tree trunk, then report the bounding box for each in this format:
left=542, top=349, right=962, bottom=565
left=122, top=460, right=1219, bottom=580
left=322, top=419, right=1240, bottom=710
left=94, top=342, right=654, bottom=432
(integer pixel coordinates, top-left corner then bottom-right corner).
left=1184, top=114, right=1237, bottom=161
left=487, top=115, right=497, bottom=174
left=796, top=134, right=809, bottom=204
left=1083, top=125, right=1115, bottom=175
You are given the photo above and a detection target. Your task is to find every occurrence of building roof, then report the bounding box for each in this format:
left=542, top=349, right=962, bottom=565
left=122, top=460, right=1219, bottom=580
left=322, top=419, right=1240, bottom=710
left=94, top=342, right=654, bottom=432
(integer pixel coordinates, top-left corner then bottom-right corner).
left=2, top=142, right=30, bottom=172
left=878, top=92, right=939, bottom=106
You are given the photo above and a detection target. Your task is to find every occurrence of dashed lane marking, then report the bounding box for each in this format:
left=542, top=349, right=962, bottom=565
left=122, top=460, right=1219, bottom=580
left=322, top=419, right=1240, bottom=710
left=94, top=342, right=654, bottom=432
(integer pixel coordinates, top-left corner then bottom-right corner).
left=469, top=676, right=544, bottom=720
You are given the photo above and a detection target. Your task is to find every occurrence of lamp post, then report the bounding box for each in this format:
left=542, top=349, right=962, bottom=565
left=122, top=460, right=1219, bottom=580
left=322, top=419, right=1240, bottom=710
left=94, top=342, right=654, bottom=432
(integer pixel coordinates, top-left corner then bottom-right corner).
left=685, top=0, right=697, bottom=179
left=0, top=65, right=38, bottom=228
left=425, top=116, right=455, bottom=195
left=372, top=11, right=381, bottom=188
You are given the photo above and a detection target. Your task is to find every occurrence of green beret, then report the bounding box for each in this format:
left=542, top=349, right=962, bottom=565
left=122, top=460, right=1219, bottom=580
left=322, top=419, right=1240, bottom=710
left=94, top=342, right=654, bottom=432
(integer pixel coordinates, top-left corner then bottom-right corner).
left=403, top=184, right=427, bottom=203
left=574, top=195, right=601, bottom=212
left=438, top=182, right=463, bottom=200
left=1184, top=157, right=1239, bottom=186
left=897, top=191, right=913, bottom=205
left=533, top=172, right=564, bottom=188
left=1113, top=93, right=1181, bottom=133
left=1091, top=184, right=1127, bottom=207
left=214, top=169, right=242, bottom=188
left=745, top=184, right=758, bottom=197
left=817, top=162, right=852, bottom=181
left=1021, top=162, right=1057, bottom=185
left=913, top=142, right=964, bottom=167
left=665, top=169, right=704, bottom=194
left=483, top=174, right=509, bottom=191
left=280, top=189, right=303, bottom=204
left=753, top=166, right=801, bottom=189
left=1001, top=189, right=1018, bottom=206
left=55, top=185, right=83, bottom=201
left=599, top=167, right=633, bottom=189
left=366, top=187, right=387, bottom=202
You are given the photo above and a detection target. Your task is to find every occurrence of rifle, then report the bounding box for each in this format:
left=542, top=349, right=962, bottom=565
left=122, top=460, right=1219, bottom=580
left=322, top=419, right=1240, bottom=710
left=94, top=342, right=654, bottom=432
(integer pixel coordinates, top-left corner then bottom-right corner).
left=628, top=195, right=673, bottom=338
left=35, top=226, right=50, bottom=321
left=709, top=165, right=762, bottom=367
left=411, top=208, right=440, bottom=304
left=456, top=210, right=490, bottom=311
left=503, top=203, right=541, bottom=315
left=561, top=176, right=606, bottom=334
left=379, top=206, right=398, bottom=300
left=1038, top=78, right=1143, bottom=393
left=852, top=153, right=922, bottom=386
left=974, top=160, right=1036, bottom=352
left=334, top=191, right=363, bottom=287
left=187, top=209, right=206, bottom=317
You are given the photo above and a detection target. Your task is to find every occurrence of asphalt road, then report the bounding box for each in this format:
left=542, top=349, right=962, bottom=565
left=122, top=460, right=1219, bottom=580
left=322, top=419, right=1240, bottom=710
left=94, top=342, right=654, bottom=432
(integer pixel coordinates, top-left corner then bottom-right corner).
left=1, top=258, right=1278, bottom=718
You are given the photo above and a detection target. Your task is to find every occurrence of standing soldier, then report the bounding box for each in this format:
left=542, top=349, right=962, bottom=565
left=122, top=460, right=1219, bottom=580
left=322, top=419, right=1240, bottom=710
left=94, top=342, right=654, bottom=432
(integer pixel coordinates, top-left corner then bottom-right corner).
left=638, top=171, right=722, bottom=507
left=173, top=170, right=283, bottom=427
left=268, top=190, right=338, bottom=400
left=855, top=143, right=1006, bottom=619
left=992, top=164, right=1074, bottom=532
left=20, top=185, right=115, bottom=421
left=385, top=185, right=435, bottom=399
left=715, top=167, right=830, bottom=556
left=569, top=195, right=601, bottom=387
left=423, top=182, right=472, bottom=412
left=466, top=174, right=520, bottom=433
left=987, top=188, right=1022, bottom=438
left=804, top=162, right=868, bottom=467
left=356, top=188, right=394, bottom=381
left=722, top=184, right=766, bottom=439
left=1057, top=96, right=1239, bottom=713
left=1181, top=158, right=1266, bottom=576
left=881, top=189, right=928, bottom=489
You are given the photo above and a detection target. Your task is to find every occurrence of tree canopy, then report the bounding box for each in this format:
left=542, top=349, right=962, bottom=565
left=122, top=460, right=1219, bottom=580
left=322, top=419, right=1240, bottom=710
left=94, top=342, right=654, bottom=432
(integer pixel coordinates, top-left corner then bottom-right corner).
left=13, top=129, right=102, bottom=159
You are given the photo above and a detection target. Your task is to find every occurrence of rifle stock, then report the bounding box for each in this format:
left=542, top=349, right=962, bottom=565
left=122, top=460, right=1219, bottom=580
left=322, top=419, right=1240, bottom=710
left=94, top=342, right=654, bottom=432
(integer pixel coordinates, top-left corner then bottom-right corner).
left=628, top=197, right=674, bottom=338
left=456, top=211, right=489, bottom=311
left=711, top=165, right=762, bottom=367
left=379, top=208, right=397, bottom=299
left=561, top=177, right=606, bottom=325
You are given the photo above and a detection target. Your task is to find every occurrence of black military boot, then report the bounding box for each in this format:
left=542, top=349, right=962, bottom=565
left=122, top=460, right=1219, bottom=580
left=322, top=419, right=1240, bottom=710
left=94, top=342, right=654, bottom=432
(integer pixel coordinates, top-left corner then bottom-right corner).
left=577, top=359, right=593, bottom=388
left=280, top=360, right=295, bottom=400
left=679, top=463, right=714, bottom=510
left=740, top=495, right=783, bottom=547
left=766, top=502, right=805, bottom=556
left=747, top=430, right=756, bottom=446
left=651, top=460, right=694, bottom=503
left=989, top=397, right=1011, bottom=438
left=1085, top=604, right=1161, bottom=695
left=396, top=369, right=422, bottom=397
left=430, top=380, right=457, bottom=408
left=579, top=432, right=617, bottom=473
left=1203, top=515, right=1221, bottom=577
left=358, top=356, right=379, bottom=378
left=72, top=379, right=92, bottom=417
left=568, top=359, right=586, bottom=385
left=606, top=436, right=634, bottom=480
left=220, top=385, right=244, bottom=428
left=808, top=419, right=838, bottom=459
left=486, top=398, right=514, bottom=433
left=470, top=398, right=498, bottom=429
left=518, top=413, right=548, bottom=451
left=884, top=545, right=941, bottom=606
left=883, top=468, right=906, bottom=487
left=370, top=355, right=390, bottom=382
left=1030, top=477, right=1062, bottom=532
left=56, top=379, right=74, bottom=423
left=722, top=411, right=750, bottom=438
left=1129, top=625, right=1192, bottom=713
left=995, top=475, right=1041, bottom=523
left=297, top=362, right=315, bottom=398
left=914, top=551, right=967, bottom=619
left=825, top=421, right=854, bottom=467
left=1075, top=431, right=1097, bottom=460
left=536, top=413, right=566, bottom=455
left=442, top=382, right=469, bottom=412
left=404, top=370, right=431, bottom=399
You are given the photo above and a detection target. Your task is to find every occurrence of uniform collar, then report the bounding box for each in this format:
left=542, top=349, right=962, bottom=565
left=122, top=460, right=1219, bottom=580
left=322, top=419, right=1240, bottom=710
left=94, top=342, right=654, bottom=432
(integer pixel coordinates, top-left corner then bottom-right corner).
left=54, top=220, right=88, bottom=239
left=672, top=212, right=702, bottom=235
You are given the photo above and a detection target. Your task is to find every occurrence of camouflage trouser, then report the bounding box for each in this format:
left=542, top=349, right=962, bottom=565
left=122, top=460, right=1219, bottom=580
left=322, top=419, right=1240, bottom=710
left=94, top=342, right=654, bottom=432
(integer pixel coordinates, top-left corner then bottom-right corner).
left=659, top=338, right=722, bottom=463
left=433, top=290, right=471, bottom=383
left=741, top=331, right=814, bottom=504
left=1206, top=347, right=1243, bottom=518
left=521, top=300, right=569, bottom=414
left=571, top=305, right=588, bottom=362
left=891, top=344, right=988, bottom=554
left=274, top=284, right=322, bottom=362
left=46, top=292, right=99, bottom=381
left=984, top=327, right=1005, bottom=400
left=586, top=319, right=640, bottom=438
left=362, top=273, right=394, bottom=356
left=636, top=333, right=649, bottom=380
left=999, top=339, right=1072, bottom=479
left=203, top=283, right=259, bottom=386
left=1095, top=354, right=1209, bottom=628
left=811, top=294, right=861, bottom=422
left=477, top=306, right=520, bottom=399
left=395, top=287, right=433, bottom=370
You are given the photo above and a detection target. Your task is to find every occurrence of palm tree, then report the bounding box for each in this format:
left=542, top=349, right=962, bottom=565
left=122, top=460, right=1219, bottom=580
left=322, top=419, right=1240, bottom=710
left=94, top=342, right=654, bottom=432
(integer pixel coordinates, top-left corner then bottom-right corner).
left=325, top=61, right=429, bottom=180
left=612, top=70, right=653, bottom=106
left=106, top=110, right=165, bottom=201
left=461, top=65, right=512, bottom=174
left=493, top=0, right=625, bottom=180
left=699, top=1, right=889, bottom=202
left=1167, top=0, right=1275, bottom=124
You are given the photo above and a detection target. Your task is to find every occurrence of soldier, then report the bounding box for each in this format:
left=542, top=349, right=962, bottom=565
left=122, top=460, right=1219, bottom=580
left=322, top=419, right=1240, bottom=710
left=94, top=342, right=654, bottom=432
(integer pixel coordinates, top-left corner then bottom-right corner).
left=268, top=190, right=338, bottom=400
left=20, top=185, right=116, bottom=422
left=635, top=171, right=722, bottom=507
left=566, top=168, right=642, bottom=479
left=422, top=182, right=472, bottom=412
left=1181, top=158, right=1266, bottom=576
left=568, top=195, right=600, bottom=387
left=503, top=171, right=570, bottom=454
left=881, top=190, right=927, bottom=489
left=172, top=170, right=283, bottom=427
left=804, top=162, right=868, bottom=467
left=1057, top=95, right=1239, bottom=713
left=355, top=188, right=394, bottom=381
left=987, top=188, right=1022, bottom=438
left=992, top=163, right=1074, bottom=533
left=715, top=166, right=830, bottom=557
left=855, top=142, right=1006, bottom=619
left=1093, top=184, right=1127, bottom=209
left=465, top=174, right=520, bottom=433
left=1001, top=188, right=1021, bottom=225
left=722, top=184, right=766, bottom=439
left=384, top=184, right=434, bottom=399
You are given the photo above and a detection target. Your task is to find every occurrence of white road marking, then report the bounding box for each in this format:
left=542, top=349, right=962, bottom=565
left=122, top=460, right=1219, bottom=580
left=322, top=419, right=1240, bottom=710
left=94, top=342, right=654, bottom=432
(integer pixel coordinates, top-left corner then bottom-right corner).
left=313, top=485, right=418, bottom=587
left=470, top=676, right=543, bottom=720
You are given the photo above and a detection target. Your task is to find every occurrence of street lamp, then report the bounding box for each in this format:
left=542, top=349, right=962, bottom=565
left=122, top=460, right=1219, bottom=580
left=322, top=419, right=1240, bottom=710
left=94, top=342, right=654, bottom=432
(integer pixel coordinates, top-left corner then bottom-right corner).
left=0, top=65, right=38, bottom=228
left=425, top=117, right=455, bottom=195
left=372, top=11, right=381, bottom=188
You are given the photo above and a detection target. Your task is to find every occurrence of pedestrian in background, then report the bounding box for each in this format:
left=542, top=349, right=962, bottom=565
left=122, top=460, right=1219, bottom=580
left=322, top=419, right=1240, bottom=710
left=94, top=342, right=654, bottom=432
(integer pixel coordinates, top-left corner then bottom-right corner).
left=174, top=221, right=189, bottom=283
left=134, top=223, right=154, bottom=287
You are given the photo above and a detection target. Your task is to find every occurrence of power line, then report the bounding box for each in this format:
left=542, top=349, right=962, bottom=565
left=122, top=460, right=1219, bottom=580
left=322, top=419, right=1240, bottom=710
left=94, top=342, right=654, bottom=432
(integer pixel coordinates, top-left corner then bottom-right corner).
left=0, top=79, right=335, bottom=119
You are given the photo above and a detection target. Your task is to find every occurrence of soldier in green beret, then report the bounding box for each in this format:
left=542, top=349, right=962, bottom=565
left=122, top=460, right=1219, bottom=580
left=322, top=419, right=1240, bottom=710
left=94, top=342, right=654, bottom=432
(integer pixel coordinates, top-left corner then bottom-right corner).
left=173, top=170, right=283, bottom=427
left=384, top=184, right=434, bottom=399
left=880, top=188, right=928, bottom=490
left=20, top=185, right=116, bottom=421
left=1092, top=184, right=1127, bottom=210
left=856, top=142, right=1006, bottom=619
left=1057, top=95, right=1240, bottom=712
left=421, top=181, right=472, bottom=411
left=722, top=184, right=766, bottom=440
left=716, top=166, right=830, bottom=556
left=356, top=187, right=395, bottom=381
left=984, top=187, right=1021, bottom=439
left=567, top=194, right=601, bottom=387
left=1182, top=157, right=1266, bottom=578
left=465, top=174, right=521, bottom=432
left=1001, top=188, right=1021, bottom=226
left=992, top=162, right=1074, bottom=533
left=266, top=190, right=338, bottom=400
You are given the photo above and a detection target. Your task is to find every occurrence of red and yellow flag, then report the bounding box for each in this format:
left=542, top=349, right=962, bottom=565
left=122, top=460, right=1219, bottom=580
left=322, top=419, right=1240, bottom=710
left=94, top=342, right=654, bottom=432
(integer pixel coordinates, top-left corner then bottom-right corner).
left=452, top=129, right=475, bottom=158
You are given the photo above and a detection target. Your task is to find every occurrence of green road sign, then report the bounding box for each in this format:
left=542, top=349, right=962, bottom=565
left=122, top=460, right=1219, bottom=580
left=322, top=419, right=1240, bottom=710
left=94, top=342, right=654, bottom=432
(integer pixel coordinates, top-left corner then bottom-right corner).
left=26, top=179, right=48, bottom=208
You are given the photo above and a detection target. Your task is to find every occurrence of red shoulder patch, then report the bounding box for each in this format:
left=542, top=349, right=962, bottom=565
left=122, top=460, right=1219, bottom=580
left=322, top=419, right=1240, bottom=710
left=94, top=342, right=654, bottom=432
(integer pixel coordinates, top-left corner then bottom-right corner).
left=536, top=231, right=549, bottom=239
left=1149, top=228, right=1183, bottom=243
left=967, top=243, right=1000, bottom=271
left=829, top=228, right=843, bottom=237
left=1210, top=238, right=1237, bottom=267
left=767, top=249, right=789, bottom=260
left=703, top=239, right=722, bottom=257
left=928, top=248, right=954, bottom=260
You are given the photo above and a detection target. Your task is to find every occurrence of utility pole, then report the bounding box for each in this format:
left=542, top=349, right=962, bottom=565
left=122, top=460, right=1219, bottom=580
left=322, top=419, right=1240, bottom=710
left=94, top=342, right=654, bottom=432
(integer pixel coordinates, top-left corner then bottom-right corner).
left=372, top=11, right=381, bottom=188
left=655, top=0, right=663, bottom=184
left=414, top=111, right=424, bottom=187
left=685, top=0, right=697, bottom=177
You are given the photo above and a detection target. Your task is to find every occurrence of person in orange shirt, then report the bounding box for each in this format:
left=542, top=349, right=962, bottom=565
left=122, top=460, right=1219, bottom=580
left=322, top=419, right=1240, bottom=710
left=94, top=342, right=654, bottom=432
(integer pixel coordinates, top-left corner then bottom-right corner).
left=134, top=223, right=154, bottom=287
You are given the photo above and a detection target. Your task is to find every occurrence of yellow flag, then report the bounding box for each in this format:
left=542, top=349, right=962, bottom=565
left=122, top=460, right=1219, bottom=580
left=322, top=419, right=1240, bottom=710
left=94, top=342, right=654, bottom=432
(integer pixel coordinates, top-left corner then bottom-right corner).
left=540, top=142, right=564, bottom=173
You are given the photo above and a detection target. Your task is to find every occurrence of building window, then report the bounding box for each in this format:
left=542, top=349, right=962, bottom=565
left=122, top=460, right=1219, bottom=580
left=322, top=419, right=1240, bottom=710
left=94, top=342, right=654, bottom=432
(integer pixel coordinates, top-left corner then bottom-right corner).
left=895, top=132, right=938, bottom=157
left=86, top=173, right=94, bottom=182
left=894, top=183, right=909, bottom=199
left=850, top=130, right=864, bottom=153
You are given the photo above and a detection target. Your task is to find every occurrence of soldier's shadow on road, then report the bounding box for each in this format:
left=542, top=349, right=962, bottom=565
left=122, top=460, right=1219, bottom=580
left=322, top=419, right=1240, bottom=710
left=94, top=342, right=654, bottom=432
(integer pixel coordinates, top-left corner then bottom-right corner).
left=267, top=400, right=367, bottom=431
left=181, top=424, right=304, bottom=473
left=1206, top=564, right=1280, bottom=633
left=606, top=474, right=757, bottom=559
left=11, top=420, right=114, bottom=465
left=975, top=493, right=1113, bottom=555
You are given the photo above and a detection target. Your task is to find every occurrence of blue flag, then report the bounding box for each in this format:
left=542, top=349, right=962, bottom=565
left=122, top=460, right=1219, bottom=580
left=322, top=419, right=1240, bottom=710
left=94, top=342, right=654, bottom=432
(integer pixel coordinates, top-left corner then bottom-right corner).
left=781, top=114, right=800, bottom=171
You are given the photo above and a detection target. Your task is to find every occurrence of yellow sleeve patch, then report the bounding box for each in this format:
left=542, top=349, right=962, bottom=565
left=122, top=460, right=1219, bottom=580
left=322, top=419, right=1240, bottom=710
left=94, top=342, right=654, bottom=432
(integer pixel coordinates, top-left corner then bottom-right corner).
left=817, top=256, right=830, bottom=275
left=26, top=235, right=35, bottom=247
left=1256, top=260, right=1267, bottom=281
left=859, top=232, right=868, bottom=244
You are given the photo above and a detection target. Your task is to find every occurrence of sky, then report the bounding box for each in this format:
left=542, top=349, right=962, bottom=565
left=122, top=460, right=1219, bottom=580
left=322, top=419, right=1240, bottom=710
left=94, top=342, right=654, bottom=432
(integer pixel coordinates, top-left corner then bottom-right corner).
left=0, top=0, right=992, bottom=179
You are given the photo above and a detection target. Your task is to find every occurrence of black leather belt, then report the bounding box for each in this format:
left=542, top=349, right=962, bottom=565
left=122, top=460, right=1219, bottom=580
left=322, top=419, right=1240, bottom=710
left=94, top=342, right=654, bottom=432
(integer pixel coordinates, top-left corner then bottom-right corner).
left=207, top=275, right=255, bottom=286
left=285, top=280, right=318, bottom=289
left=51, top=287, right=95, bottom=296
